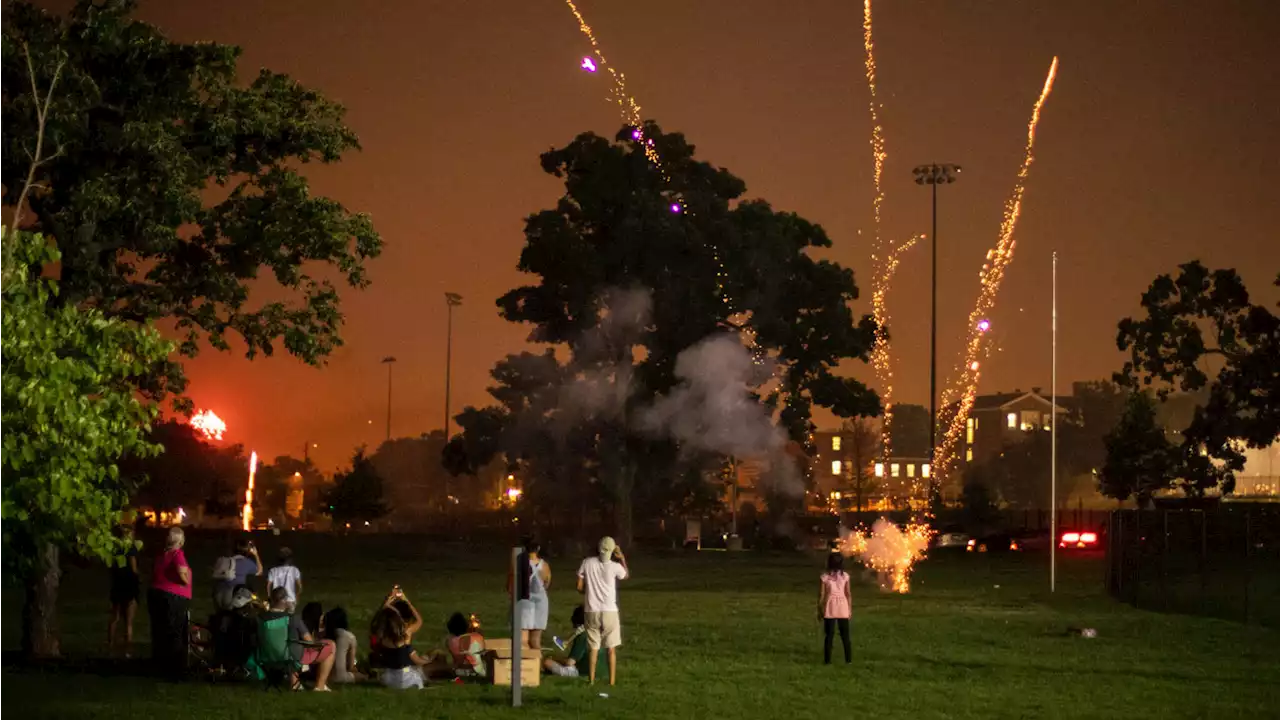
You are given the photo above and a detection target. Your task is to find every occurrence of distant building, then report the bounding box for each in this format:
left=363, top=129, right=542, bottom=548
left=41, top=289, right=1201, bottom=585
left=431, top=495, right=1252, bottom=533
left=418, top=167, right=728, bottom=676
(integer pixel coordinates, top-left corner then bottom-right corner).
left=959, top=388, right=1072, bottom=466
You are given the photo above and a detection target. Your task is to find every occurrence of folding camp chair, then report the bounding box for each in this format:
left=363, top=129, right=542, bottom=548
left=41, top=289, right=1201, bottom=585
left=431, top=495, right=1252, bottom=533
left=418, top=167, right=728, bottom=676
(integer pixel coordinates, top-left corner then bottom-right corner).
left=252, top=614, right=325, bottom=691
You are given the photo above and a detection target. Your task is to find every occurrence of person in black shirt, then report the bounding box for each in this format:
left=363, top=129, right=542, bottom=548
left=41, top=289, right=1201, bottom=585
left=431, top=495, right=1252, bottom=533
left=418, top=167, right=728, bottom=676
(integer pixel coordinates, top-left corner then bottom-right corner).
left=108, top=525, right=140, bottom=657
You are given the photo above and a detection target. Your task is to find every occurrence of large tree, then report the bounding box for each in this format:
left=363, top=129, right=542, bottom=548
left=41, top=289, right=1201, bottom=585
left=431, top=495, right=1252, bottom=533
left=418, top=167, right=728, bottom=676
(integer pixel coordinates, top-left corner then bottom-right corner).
left=446, top=124, right=880, bottom=543
left=839, top=418, right=881, bottom=511
left=1115, top=262, right=1280, bottom=494
left=2, top=229, right=171, bottom=658
left=1097, top=391, right=1181, bottom=504
left=323, top=449, right=389, bottom=529
left=2, top=0, right=379, bottom=657
left=2, top=0, right=381, bottom=404
left=121, top=419, right=248, bottom=518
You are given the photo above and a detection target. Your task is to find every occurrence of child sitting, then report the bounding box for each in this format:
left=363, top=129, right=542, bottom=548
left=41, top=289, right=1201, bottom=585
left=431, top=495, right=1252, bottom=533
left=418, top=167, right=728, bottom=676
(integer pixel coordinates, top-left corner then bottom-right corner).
left=444, top=611, right=486, bottom=679
left=542, top=605, right=602, bottom=678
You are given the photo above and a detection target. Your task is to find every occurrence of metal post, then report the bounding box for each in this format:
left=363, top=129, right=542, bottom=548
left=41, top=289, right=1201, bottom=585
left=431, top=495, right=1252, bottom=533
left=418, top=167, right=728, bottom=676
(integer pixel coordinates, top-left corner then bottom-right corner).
left=511, top=545, right=523, bottom=707
left=381, top=356, right=397, bottom=442
left=929, top=180, right=938, bottom=488
left=1050, top=251, right=1057, bottom=593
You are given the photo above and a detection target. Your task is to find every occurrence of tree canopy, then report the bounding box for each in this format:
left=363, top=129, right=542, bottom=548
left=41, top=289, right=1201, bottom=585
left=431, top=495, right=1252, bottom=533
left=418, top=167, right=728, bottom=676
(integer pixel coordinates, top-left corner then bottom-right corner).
left=323, top=450, right=389, bottom=528
left=120, top=419, right=248, bottom=517
left=2, top=0, right=382, bottom=403
left=1098, top=391, right=1181, bottom=503
left=1115, top=262, right=1280, bottom=494
left=445, top=123, right=880, bottom=541
left=1, top=228, right=171, bottom=656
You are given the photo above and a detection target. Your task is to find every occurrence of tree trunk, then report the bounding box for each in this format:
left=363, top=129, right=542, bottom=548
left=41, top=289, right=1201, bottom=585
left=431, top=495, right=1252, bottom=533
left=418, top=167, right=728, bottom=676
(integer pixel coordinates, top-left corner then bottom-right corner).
left=615, top=465, right=635, bottom=548
left=21, top=542, right=62, bottom=659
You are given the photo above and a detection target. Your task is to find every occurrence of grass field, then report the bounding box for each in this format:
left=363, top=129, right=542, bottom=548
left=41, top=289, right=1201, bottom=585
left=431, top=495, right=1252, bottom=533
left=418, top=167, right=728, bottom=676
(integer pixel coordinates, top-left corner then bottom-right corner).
left=4, top=532, right=1278, bottom=719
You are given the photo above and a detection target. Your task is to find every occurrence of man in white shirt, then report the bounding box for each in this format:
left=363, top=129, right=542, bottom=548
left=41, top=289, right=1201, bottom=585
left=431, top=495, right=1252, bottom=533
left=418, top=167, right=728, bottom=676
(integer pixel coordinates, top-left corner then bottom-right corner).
left=576, top=536, right=629, bottom=686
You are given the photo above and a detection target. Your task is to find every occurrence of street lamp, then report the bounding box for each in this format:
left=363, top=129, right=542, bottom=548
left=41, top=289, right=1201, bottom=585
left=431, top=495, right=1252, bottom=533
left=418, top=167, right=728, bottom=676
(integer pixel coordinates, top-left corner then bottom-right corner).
left=381, top=356, right=397, bottom=441
left=912, top=163, right=961, bottom=494
left=444, top=293, right=463, bottom=439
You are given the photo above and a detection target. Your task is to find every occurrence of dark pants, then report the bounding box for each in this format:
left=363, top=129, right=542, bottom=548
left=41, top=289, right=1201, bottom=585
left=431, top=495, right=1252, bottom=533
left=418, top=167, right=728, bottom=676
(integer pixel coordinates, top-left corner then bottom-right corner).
left=148, top=589, right=190, bottom=677
left=823, top=618, right=851, bottom=664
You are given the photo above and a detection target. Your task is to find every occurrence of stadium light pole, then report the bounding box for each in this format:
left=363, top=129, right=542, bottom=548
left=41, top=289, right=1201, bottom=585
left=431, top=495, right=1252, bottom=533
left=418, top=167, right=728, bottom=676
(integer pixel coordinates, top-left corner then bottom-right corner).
left=381, top=356, right=397, bottom=442
left=913, top=163, right=961, bottom=494
left=1051, top=251, right=1058, bottom=593
left=444, top=292, right=463, bottom=439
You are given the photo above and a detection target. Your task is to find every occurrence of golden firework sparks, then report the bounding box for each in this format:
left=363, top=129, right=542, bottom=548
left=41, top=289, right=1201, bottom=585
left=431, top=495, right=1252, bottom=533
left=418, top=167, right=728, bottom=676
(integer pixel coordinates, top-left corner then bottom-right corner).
left=934, top=57, right=1060, bottom=484
left=839, top=518, right=934, bottom=593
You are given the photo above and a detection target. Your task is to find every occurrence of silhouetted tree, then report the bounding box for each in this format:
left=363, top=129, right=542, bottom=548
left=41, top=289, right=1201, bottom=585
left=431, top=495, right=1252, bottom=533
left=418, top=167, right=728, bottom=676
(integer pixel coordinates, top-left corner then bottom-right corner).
left=1116, top=262, right=1279, bottom=494
left=840, top=418, right=880, bottom=511
left=121, top=419, right=248, bottom=517
left=1098, top=391, right=1180, bottom=504
left=323, top=450, right=388, bottom=528
left=446, top=124, right=880, bottom=544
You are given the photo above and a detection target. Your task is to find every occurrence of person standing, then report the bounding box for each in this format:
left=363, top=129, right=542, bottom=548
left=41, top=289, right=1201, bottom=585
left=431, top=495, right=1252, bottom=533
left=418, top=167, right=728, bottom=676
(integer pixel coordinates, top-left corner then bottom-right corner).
left=576, top=536, right=628, bottom=686
left=149, top=526, right=192, bottom=677
left=212, top=537, right=262, bottom=610
left=511, top=539, right=552, bottom=650
left=818, top=552, right=853, bottom=665
left=107, top=524, right=140, bottom=657
left=266, top=547, right=302, bottom=612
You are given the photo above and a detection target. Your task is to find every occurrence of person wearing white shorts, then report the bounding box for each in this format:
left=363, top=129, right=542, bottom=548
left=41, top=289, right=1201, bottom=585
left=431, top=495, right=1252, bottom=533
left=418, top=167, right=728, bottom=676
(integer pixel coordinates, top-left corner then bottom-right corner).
left=576, top=536, right=629, bottom=686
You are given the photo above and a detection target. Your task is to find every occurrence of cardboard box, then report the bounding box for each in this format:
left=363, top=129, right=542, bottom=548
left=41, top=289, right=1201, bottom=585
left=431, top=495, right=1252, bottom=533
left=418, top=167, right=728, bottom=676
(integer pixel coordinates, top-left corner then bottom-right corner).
left=488, top=656, right=541, bottom=687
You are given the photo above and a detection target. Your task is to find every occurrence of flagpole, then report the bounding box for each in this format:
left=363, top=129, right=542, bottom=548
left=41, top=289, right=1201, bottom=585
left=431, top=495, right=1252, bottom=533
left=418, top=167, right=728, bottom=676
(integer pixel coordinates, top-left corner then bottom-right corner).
left=1050, top=251, right=1058, bottom=593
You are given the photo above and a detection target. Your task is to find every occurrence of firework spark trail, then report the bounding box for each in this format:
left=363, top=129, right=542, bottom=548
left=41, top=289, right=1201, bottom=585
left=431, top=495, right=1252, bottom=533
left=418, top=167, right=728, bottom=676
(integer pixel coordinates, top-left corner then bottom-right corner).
left=563, top=0, right=661, bottom=167
left=869, top=235, right=919, bottom=458
left=934, top=57, right=1060, bottom=484
left=861, top=0, right=900, bottom=456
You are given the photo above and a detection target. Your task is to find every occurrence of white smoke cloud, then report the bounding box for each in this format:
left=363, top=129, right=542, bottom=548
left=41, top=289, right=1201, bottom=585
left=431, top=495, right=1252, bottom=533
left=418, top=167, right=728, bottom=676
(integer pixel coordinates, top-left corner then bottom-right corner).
left=637, top=334, right=803, bottom=496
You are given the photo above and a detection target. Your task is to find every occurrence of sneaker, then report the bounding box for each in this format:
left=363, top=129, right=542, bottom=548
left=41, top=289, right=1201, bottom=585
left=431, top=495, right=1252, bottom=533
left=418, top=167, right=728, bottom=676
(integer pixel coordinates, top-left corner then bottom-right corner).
left=552, top=636, right=565, bottom=651
left=313, top=686, right=332, bottom=693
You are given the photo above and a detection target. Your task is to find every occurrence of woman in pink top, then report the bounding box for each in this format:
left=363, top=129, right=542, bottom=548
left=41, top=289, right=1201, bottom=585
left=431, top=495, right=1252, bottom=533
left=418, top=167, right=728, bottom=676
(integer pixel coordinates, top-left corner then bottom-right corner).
left=818, top=552, right=852, bottom=664
left=149, top=526, right=192, bottom=676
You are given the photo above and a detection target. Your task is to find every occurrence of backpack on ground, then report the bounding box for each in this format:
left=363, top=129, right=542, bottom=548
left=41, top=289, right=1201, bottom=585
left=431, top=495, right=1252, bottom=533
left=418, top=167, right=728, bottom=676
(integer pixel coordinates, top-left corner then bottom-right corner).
left=212, top=555, right=237, bottom=581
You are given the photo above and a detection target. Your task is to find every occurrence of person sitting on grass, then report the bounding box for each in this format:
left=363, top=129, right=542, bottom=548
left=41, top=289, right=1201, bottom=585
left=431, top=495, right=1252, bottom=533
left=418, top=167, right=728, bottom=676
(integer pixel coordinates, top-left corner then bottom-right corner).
left=324, top=607, right=364, bottom=684
left=542, top=605, right=603, bottom=678
left=369, top=587, right=423, bottom=667
left=444, top=611, right=486, bottom=679
left=370, top=607, right=430, bottom=689
left=261, top=587, right=336, bottom=691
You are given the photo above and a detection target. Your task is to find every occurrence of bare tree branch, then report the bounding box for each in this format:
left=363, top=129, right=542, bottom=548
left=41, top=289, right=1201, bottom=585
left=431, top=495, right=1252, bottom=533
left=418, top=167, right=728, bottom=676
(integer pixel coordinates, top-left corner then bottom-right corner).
left=8, top=43, right=66, bottom=242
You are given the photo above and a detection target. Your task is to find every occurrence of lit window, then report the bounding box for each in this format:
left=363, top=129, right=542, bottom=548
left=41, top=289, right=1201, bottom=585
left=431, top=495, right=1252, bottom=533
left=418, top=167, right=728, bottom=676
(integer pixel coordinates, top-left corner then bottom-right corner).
left=974, top=417, right=979, bottom=429
left=891, top=463, right=900, bottom=478
left=832, top=436, right=841, bottom=451
left=921, top=464, right=931, bottom=478
left=1007, top=412, right=1017, bottom=428
left=966, top=425, right=974, bottom=444
left=966, top=417, right=974, bottom=429
left=1021, top=410, right=1040, bottom=431
left=907, top=464, right=916, bottom=478
left=874, top=463, right=885, bottom=478
left=831, top=460, right=842, bottom=476
left=966, top=448, right=973, bottom=462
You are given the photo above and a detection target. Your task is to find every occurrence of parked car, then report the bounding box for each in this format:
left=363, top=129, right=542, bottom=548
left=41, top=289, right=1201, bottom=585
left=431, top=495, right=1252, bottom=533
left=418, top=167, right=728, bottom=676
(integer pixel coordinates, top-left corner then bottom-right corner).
left=933, top=525, right=971, bottom=550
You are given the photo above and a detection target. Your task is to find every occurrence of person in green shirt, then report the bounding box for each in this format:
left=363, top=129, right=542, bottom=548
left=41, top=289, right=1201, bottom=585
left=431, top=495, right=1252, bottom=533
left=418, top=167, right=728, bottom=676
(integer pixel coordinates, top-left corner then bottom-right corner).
left=543, top=605, right=604, bottom=678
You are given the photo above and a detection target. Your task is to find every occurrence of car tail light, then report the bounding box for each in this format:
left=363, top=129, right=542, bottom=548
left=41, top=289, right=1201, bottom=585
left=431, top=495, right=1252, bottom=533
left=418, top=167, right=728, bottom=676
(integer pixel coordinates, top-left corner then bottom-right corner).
left=1080, top=532, right=1097, bottom=544
left=966, top=539, right=975, bottom=552
left=1061, top=532, right=1080, bottom=544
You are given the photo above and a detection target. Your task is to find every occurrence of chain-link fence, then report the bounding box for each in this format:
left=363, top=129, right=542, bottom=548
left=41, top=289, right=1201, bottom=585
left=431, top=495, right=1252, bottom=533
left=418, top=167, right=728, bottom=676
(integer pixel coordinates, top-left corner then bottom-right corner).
left=1106, top=505, right=1280, bottom=627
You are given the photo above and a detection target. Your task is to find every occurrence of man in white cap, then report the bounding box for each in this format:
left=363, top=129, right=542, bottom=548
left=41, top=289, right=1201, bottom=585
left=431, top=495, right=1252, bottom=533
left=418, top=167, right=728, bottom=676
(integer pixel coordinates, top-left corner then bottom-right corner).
left=576, top=536, right=629, bottom=685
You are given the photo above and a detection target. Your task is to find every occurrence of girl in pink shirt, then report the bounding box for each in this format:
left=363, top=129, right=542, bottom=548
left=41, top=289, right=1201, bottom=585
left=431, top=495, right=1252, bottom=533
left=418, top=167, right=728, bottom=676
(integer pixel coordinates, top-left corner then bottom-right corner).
left=818, top=552, right=852, bottom=664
